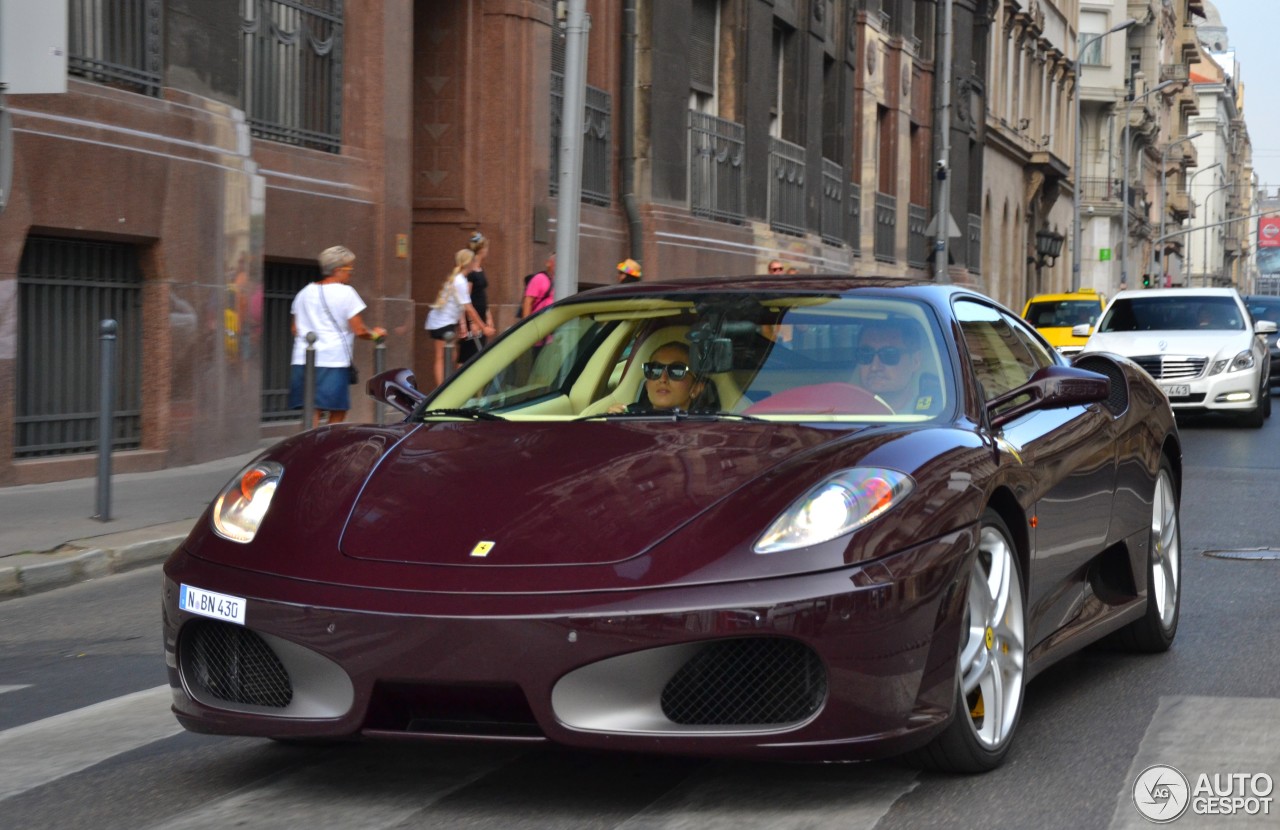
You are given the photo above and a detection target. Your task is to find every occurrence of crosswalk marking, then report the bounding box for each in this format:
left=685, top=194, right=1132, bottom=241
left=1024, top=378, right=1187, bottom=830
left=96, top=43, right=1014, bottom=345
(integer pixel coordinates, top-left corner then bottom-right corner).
left=155, top=746, right=517, bottom=830
left=614, top=761, right=919, bottom=830
left=1109, top=696, right=1280, bottom=829
left=0, top=684, right=183, bottom=802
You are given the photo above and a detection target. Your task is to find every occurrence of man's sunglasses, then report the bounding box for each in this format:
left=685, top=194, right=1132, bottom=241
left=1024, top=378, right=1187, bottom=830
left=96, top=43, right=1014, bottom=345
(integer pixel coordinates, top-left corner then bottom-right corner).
left=642, top=361, right=691, bottom=381
left=854, top=346, right=905, bottom=366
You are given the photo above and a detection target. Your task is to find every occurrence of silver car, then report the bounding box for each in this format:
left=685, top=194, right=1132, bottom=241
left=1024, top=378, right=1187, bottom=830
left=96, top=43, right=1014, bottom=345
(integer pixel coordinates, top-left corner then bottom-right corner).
left=1078, top=288, right=1275, bottom=427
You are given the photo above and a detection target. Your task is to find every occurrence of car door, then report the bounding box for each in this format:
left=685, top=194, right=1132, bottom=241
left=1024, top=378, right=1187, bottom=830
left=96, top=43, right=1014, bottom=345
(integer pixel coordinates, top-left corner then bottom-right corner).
left=955, top=299, right=1118, bottom=648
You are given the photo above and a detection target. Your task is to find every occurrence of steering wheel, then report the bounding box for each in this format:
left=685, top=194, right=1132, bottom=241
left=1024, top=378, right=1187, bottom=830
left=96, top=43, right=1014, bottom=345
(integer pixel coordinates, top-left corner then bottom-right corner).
left=743, top=382, right=895, bottom=416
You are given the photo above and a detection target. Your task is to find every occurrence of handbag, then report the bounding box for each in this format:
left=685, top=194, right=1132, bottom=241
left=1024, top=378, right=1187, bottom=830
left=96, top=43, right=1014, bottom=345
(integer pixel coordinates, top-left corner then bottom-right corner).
left=317, top=283, right=359, bottom=385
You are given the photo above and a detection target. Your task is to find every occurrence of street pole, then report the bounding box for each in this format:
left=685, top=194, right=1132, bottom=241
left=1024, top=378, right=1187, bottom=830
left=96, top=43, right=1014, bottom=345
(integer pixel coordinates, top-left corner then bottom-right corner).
left=1072, top=18, right=1137, bottom=292
left=932, top=0, right=953, bottom=283
left=1120, top=80, right=1174, bottom=290
left=554, top=0, right=590, bottom=303
left=1157, top=132, right=1202, bottom=285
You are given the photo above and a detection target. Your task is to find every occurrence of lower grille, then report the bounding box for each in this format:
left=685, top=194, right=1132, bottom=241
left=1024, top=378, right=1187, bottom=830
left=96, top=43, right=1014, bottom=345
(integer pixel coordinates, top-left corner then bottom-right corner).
left=660, top=638, right=826, bottom=726
left=1133, top=355, right=1206, bottom=380
left=180, top=619, right=293, bottom=708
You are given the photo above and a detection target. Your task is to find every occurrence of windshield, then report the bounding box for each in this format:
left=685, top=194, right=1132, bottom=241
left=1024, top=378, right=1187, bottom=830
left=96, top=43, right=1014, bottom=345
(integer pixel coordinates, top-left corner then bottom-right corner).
left=419, top=293, right=954, bottom=423
left=1098, top=296, right=1245, bottom=333
left=1024, top=300, right=1101, bottom=328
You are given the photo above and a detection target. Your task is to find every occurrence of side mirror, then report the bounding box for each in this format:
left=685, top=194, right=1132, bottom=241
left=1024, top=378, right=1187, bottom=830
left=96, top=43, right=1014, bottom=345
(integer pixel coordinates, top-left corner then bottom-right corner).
left=1255, top=320, right=1278, bottom=335
left=987, top=365, right=1109, bottom=430
left=1071, top=323, right=1092, bottom=338
left=366, top=368, right=424, bottom=416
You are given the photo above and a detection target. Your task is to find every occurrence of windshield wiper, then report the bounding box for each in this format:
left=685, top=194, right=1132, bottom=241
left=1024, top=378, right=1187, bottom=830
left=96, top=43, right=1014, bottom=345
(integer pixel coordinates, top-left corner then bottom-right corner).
left=416, top=407, right=506, bottom=422
left=576, top=409, right=764, bottom=422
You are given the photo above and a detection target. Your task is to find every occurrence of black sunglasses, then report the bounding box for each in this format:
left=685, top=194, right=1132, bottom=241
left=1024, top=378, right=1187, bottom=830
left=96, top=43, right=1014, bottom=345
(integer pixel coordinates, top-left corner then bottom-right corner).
left=855, top=346, right=905, bottom=366
left=642, top=361, right=691, bottom=381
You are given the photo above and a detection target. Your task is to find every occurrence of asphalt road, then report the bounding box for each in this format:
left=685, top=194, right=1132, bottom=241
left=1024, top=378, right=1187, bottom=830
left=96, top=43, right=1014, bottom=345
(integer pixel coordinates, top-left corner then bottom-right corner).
left=1, top=411, right=1278, bottom=829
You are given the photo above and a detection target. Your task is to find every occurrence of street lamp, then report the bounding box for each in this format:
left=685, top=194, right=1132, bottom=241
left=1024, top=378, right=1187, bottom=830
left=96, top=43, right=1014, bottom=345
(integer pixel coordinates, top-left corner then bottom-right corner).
left=1157, top=131, right=1203, bottom=284
left=1072, top=17, right=1138, bottom=292
left=1187, top=162, right=1222, bottom=284
left=1034, top=228, right=1066, bottom=268
left=1201, top=181, right=1233, bottom=286
left=1120, top=79, right=1176, bottom=289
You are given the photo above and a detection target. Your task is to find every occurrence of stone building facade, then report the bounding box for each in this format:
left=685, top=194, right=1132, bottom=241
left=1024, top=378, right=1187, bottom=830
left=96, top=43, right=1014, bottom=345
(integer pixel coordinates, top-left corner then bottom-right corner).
left=0, top=0, right=992, bottom=485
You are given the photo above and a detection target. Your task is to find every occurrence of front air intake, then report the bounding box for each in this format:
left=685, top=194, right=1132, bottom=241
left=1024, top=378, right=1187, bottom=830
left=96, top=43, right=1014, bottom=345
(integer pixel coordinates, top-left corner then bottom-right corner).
left=660, top=638, right=826, bottom=726
left=180, top=619, right=293, bottom=709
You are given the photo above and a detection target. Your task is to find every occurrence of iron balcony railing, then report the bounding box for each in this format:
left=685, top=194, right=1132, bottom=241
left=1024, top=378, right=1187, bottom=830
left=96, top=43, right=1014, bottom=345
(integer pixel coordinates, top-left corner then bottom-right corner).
left=769, top=137, right=807, bottom=237
left=820, top=159, right=844, bottom=246
left=15, top=237, right=143, bottom=458
left=67, top=0, right=163, bottom=97
left=874, top=192, right=897, bottom=262
left=968, top=212, right=983, bottom=274
left=1080, top=177, right=1119, bottom=201
left=688, top=110, right=745, bottom=224
left=242, top=0, right=345, bottom=153
left=848, top=182, right=862, bottom=255
left=551, top=74, right=613, bottom=206
left=907, top=203, right=928, bottom=268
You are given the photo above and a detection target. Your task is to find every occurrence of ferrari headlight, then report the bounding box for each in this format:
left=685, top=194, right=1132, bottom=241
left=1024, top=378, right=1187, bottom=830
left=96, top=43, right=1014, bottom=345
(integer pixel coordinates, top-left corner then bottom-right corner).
left=212, top=461, right=283, bottom=543
left=754, top=468, right=914, bottom=554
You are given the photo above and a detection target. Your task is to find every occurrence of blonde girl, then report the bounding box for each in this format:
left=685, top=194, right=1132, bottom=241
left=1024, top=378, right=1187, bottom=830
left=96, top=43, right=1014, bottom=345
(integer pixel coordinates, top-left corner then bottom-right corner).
left=424, top=248, right=487, bottom=387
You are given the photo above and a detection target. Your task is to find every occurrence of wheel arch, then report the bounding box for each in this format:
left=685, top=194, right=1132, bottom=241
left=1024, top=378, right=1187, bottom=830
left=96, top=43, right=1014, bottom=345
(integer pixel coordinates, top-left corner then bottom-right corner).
left=985, top=486, right=1029, bottom=588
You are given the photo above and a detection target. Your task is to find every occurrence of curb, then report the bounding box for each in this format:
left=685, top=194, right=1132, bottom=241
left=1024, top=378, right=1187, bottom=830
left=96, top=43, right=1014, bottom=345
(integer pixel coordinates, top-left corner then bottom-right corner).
left=0, top=523, right=194, bottom=601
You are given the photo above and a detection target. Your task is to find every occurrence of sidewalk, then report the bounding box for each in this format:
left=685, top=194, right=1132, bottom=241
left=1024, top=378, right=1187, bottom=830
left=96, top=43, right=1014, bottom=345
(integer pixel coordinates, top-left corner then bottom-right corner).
left=0, top=444, right=272, bottom=600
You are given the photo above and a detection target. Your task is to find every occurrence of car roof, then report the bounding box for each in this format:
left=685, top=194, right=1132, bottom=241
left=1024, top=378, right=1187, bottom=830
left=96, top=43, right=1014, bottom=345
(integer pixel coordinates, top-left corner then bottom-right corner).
left=1025, top=290, right=1102, bottom=303
left=565, top=274, right=981, bottom=303
left=1109, top=287, right=1242, bottom=301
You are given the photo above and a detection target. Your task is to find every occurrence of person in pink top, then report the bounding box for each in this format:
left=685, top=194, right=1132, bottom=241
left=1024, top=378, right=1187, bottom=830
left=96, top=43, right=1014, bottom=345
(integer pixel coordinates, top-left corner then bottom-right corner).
left=522, top=253, right=556, bottom=354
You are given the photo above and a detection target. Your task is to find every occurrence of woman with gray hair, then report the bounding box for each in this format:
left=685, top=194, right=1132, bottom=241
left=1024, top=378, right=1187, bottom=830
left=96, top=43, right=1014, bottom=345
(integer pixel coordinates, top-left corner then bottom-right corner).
left=288, top=245, right=386, bottom=428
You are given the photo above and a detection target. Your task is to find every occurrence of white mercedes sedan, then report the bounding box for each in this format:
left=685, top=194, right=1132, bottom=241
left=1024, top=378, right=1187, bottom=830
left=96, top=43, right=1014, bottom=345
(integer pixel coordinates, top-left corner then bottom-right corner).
left=1077, top=288, right=1275, bottom=427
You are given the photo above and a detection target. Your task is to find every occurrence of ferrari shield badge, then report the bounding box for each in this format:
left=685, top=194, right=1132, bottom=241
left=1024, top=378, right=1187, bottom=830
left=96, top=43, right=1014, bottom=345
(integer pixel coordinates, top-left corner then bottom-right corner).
left=470, top=541, right=496, bottom=558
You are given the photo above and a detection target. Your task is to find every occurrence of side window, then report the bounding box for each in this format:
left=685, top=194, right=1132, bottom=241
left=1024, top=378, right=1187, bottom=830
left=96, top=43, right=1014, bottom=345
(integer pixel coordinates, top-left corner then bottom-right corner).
left=1002, top=311, right=1056, bottom=372
left=954, top=300, right=1043, bottom=399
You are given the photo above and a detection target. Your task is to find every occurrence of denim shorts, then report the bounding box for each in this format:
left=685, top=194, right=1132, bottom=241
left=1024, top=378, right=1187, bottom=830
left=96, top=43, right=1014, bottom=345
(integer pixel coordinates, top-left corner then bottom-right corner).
left=288, top=365, right=351, bottom=411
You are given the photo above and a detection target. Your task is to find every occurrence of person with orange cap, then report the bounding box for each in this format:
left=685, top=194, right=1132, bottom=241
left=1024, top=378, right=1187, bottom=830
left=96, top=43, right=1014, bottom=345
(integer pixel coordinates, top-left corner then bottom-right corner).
left=616, top=258, right=643, bottom=283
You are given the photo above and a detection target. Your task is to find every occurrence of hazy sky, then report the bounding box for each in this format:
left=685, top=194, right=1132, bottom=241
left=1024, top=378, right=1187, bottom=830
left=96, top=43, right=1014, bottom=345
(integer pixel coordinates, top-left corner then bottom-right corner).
left=1208, top=0, right=1280, bottom=192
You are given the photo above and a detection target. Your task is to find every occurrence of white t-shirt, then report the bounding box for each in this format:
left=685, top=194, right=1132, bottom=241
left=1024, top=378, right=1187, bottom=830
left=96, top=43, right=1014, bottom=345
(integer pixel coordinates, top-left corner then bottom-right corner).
left=424, top=274, right=472, bottom=331
left=290, top=282, right=366, bottom=367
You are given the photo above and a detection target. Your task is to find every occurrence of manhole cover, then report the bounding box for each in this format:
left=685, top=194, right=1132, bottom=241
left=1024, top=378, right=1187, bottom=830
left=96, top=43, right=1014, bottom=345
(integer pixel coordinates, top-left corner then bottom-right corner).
left=1204, top=549, right=1280, bottom=561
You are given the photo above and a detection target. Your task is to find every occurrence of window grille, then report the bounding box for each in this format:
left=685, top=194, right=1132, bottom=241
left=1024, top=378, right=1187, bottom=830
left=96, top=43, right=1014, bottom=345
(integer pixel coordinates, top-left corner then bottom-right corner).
left=241, top=0, right=344, bottom=153
left=261, top=261, right=314, bottom=421
left=16, top=237, right=143, bottom=458
left=67, top=0, right=163, bottom=96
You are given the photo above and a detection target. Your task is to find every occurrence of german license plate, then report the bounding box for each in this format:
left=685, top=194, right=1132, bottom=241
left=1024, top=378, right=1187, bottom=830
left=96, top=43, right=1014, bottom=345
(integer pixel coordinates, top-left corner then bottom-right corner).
left=179, top=584, right=246, bottom=625
left=1162, top=384, right=1190, bottom=397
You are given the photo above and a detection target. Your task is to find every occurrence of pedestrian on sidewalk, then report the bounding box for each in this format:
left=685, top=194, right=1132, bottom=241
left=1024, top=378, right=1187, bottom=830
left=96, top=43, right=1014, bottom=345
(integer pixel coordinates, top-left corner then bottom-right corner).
left=459, top=232, right=497, bottom=365
left=426, top=248, right=489, bottom=387
left=288, top=245, right=386, bottom=428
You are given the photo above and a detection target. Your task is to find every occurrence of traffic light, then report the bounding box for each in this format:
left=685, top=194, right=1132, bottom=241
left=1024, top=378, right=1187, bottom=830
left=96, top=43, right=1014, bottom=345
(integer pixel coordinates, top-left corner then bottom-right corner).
left=1142, top=274, right=1151, bottom=288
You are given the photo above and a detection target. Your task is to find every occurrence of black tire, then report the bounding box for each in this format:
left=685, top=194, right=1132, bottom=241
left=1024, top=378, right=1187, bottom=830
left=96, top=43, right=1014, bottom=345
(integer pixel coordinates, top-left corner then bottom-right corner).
left=1113, top=458, right=1180, bottom=653
left=910, top=510, right=1026, bottom=773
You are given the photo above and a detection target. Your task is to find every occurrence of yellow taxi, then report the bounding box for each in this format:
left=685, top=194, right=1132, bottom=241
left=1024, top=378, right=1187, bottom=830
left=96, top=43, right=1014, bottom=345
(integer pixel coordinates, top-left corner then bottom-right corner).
left=1021, top=288, right=1107, bottom=355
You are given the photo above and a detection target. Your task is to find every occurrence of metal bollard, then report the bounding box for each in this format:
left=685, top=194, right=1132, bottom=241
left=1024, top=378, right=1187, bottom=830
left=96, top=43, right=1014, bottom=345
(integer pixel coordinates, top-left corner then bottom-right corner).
left=442, top=329, right=456, bottom=383
left=374, top=338, right=387, bottom=425
left=302, top=331, right=317, bottom=430
left=94, top=319, right=117, bottom=521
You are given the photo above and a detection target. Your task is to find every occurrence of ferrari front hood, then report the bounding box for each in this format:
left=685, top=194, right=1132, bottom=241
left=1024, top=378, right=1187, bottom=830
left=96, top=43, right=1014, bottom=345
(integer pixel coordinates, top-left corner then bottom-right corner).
left=339, top=420, right=835, bottom=567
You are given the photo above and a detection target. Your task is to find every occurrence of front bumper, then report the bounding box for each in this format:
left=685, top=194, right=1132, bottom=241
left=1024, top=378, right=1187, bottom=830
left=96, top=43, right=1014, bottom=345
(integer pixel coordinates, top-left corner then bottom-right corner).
left=1159, top=368, right=1264, bottom=412
left=162, top=529, right=973, bottom=761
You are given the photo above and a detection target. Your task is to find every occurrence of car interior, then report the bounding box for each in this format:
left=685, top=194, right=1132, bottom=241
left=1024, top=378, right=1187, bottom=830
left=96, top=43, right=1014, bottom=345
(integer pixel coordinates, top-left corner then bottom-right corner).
left=432, top=296, right=951, bottom=422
